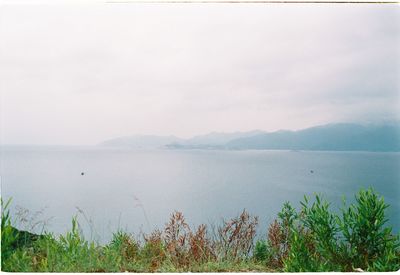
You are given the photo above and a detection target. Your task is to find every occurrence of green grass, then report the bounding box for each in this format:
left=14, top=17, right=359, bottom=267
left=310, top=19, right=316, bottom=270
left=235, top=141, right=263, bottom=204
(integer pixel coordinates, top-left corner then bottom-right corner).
left=1, top=188, right=399, bottom=272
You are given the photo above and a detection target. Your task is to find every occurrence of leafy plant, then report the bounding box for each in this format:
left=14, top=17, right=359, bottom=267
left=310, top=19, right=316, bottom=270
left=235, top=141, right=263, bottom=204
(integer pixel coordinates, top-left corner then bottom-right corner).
left=260, top=202, right=298, bottom=268
left=1, top=188, right=399, bottom=272
left=109, top=231, right=139, bottom=261
left=338, top=188, right=400, bottom=271
left=254, top=240, right=269, bottom=262
left=281, top=188, right=400, bottom=272
left=1, top=198, right=18, bottom=269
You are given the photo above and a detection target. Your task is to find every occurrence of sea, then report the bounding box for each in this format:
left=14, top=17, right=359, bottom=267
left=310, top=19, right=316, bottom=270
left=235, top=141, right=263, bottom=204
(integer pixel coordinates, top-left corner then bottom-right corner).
left=1, top=145, right=399, bottom=243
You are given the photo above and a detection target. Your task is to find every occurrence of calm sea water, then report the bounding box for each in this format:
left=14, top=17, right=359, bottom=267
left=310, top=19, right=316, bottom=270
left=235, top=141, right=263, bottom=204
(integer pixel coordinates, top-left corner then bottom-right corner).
left=1, top=146, right=399, bottom=242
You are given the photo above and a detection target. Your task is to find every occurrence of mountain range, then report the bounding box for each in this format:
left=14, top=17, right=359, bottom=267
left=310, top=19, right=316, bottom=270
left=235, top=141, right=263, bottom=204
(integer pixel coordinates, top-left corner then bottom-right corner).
left=99, top=123, right=400, bottom=152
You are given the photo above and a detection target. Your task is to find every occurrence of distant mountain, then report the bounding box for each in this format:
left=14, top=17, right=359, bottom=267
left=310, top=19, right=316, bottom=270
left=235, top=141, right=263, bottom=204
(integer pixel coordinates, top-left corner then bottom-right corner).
left=183, top=130, right=265, bottom=146
left=226, top=123, right=400, bottom=152
left=100, top=131, right=265, bottom=149
left=100, top=135, right=184, bottom=149
left=99, top=123, right=400, bottom=151
left=164, top=130, right=265, bottom=149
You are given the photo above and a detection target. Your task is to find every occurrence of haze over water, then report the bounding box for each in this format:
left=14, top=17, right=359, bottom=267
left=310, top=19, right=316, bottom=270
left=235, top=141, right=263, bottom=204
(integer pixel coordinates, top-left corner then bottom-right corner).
left=1, top=146, right=399, bottom=242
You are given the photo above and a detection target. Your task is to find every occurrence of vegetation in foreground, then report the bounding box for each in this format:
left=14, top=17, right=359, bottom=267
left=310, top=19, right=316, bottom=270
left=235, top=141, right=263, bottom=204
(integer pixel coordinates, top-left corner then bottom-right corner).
left=1, top=188, right=399, bottom=272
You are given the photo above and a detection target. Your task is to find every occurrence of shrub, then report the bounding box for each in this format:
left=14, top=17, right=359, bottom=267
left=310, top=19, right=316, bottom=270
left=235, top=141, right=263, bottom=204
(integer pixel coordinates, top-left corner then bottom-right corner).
left=254, top=240, right=269, bottom=262
left=1, top=188, right=398, bottom=272
left=338, top=188, right=400, bottom=271
left=272, top=202, right=298, bottom=266
left=284, top=227, right=322, bottom=272
left=256, top=203, right=298, bottom=269
left=280, top=188, right=400, bottom=272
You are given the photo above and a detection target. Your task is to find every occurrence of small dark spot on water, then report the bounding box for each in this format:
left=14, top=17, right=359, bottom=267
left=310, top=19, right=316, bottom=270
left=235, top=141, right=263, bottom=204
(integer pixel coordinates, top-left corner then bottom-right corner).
left=310, top=170, right=314, bottom=174
left=81, top=172, right=85, bottom=176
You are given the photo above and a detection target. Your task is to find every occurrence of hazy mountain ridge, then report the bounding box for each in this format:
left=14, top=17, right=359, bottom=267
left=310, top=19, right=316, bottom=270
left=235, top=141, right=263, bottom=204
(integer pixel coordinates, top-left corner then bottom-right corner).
left=100, top=130, right=266, bottom=149
left=226, top=123, right=400, bottom=151
left=181, top=130, right=265, bottom=146
left=100, top=135, right=184, bottom=149
left=100, top=123, right=400, bottom=151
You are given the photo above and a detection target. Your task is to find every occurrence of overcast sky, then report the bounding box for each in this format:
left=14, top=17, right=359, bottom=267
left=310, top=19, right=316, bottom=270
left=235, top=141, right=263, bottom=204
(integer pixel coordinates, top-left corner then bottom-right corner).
left=0, top=4, right=399, bottom=145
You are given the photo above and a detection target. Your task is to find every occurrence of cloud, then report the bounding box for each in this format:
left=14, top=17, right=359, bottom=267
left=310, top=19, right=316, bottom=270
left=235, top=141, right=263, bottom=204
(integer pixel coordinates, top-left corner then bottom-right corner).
left=0, top=4, right=399, bottom=144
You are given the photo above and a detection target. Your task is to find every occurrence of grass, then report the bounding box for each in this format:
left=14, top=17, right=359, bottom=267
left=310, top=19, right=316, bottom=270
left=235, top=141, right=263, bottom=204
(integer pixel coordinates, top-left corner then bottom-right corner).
left=1, top=188, right=399, bottom=272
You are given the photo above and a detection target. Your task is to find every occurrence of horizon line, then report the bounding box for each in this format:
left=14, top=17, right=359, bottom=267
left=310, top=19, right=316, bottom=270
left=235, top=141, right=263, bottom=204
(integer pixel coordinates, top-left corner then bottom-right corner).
left=1, top=121, right=398, bottom=147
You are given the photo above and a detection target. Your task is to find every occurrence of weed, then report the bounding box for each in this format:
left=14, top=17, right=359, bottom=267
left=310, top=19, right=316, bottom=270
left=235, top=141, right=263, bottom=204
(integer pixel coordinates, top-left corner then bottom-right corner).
left=217, top=209, right=258, bottom=261
left=109, top=231, right=139, bottom=261
left=1, top=188, right=399, bottom=272
left=189, top=224, right=216, bottom=263
left=141, top=229, right=166, bottom=271
left=163, top=211, right=191, bottom=267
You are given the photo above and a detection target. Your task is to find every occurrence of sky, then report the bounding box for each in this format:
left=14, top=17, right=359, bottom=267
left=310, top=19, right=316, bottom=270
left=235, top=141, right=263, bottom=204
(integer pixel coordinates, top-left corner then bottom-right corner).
left=0, top=4, right=399, bottom=145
